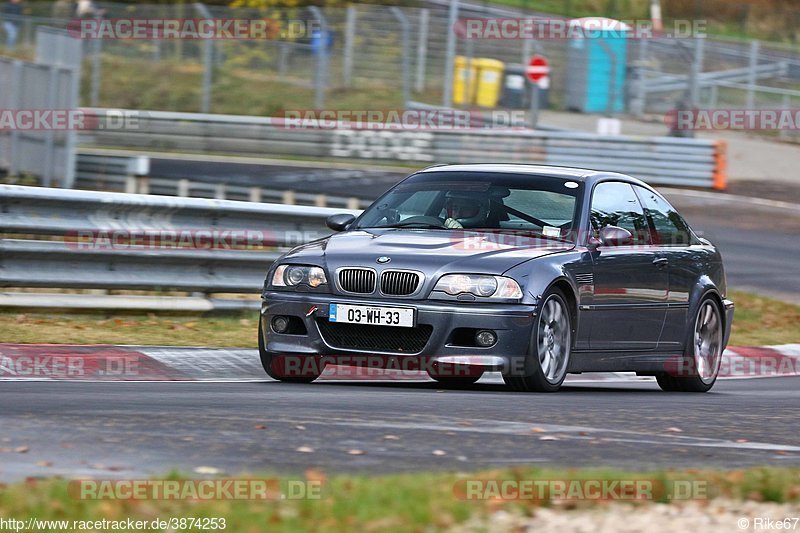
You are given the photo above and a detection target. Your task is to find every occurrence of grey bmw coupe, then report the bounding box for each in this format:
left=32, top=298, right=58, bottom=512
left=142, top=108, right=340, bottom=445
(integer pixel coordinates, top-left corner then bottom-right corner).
left=259, top=164, right=734, bottom=392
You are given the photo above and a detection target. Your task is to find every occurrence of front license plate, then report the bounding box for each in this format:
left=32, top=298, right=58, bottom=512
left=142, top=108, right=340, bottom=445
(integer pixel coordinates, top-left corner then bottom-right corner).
left=329, top=303, right=415, bottom=328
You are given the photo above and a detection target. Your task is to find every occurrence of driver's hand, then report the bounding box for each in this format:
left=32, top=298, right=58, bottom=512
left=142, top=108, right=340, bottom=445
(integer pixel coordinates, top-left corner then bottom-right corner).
left=444, top=218, right=463, bottom=229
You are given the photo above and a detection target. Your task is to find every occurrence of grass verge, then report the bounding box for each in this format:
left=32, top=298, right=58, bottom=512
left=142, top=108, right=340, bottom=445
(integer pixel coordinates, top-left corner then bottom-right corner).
left=0, top=467, right=798, bottom=531
left=0, top=290, right=796, bottom=348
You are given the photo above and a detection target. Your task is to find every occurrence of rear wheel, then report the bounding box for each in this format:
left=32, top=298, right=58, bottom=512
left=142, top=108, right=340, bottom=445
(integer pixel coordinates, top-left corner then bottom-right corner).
left=258, top=325, right=322, bottom=383
left=657, top=297, right=722, bottom=393
left=504, top=288, right=572, bottom=392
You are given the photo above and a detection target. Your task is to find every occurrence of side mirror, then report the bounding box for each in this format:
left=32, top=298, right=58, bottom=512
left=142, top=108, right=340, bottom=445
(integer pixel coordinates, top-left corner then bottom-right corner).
left=598, top=225, right=633, bottom=247
left=326, top=213, right=356, bottom=232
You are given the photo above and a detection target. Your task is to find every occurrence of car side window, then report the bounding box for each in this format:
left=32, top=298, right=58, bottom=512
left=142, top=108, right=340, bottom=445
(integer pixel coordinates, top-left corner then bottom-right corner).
left=590, top=182, right=651, bottom=245
left=635, top=187, right=693, bottom=245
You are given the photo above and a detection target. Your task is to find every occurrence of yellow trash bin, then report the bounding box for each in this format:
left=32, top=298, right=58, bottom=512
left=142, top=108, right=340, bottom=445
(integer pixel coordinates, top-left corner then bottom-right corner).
left=473, top=58, right=505, bottom=108
left=453, top=56, right=478, bottom=105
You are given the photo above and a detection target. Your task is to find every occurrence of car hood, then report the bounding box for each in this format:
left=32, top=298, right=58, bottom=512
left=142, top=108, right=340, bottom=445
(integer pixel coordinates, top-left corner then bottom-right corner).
left=281, top=228, right=573, bottom=276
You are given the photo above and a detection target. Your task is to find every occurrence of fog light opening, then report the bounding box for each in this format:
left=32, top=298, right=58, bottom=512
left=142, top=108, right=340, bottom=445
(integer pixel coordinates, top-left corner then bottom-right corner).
left=271, top=315, right=290, bottom=334
left=475, top=330, right=497, bottom=347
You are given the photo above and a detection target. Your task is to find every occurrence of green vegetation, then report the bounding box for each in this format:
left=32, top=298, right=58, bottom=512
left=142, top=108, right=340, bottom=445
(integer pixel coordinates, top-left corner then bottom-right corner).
left=0, top=290, right=796, bottom=348
left=0, top=467, right=798, bottom=531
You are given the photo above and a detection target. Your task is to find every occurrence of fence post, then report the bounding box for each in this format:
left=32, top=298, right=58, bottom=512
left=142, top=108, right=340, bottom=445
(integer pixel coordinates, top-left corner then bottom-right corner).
left=308, top=6, right=328, bottom=109
left=689, top=37, right=704, bottom=108
left=390, top=7, right=411, bottom=107
left=746, top=40, right=759, bottom=110
left=42, top=67, right=58, bottom=187
left=779, top=93, right=790, bottom=141
left=90, top=27, right=102, bottom=107
left=8, top=61, right=23, bottom=178
left=442, top=0, right=459, bottom=108
left=343, top=5, right=356, bottom=87
left=195, top=3, right=213, bottom=113
left=415, top=8, right=429, bottom=93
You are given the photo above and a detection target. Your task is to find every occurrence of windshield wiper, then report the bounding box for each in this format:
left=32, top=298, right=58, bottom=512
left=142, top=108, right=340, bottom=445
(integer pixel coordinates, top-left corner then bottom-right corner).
left=468, top=228, right=573, bottom=244
left=376, top=221, right=448, bottom=230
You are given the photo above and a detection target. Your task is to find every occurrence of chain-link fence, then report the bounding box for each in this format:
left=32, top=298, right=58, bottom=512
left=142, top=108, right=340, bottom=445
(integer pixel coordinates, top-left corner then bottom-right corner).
left=0, top=1, right=798, bottom=127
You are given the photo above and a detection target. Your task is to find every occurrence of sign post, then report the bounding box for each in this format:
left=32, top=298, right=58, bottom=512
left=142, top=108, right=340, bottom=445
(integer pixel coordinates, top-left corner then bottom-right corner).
left=526, top=55, right=550, bottom=129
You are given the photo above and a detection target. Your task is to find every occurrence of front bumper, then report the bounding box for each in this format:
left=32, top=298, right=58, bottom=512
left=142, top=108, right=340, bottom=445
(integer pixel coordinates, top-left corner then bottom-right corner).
left=260, top=291, right=538, bottom=369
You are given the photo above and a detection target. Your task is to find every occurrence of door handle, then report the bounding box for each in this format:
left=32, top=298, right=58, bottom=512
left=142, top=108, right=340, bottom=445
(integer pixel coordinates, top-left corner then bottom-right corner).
left=652, top=257, right=669, bottom=267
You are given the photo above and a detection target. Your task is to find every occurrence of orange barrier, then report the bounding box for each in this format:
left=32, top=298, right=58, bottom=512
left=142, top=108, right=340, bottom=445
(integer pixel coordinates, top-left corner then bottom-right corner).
left=713, top=139, right=727, bottom=190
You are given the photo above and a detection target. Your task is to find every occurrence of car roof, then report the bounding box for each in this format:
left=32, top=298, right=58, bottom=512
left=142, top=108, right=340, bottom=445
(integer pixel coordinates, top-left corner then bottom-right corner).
left=416, top=163, right=650, bottom=188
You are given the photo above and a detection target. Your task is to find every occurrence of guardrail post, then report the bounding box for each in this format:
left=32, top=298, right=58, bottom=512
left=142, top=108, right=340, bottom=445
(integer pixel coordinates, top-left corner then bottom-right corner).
left=343, top=5, right=356, bottom=87
left=282, top=190, right=296, bottom=205
left=442, top=0, right=459, bottom=108
left=347, top=197, right=360, bottom=210
left=390, top=7, right=411, bottom=107
left=315, top=194, right=328, bottom=207
left=138, top=176, right=150, bottom=194
left=415, top=9, right=429, bottom=93
left=249, top=187, right=262, bottom=202
left=214, top=184, right=226, bottom=200
left=177, top=179, right=190, bottom=197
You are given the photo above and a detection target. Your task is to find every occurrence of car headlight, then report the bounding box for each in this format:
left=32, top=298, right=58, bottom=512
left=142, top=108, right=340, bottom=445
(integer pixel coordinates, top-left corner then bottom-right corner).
left=271, top=265, right=328, bottom=288
left=434, top=274, right=522, bottom=299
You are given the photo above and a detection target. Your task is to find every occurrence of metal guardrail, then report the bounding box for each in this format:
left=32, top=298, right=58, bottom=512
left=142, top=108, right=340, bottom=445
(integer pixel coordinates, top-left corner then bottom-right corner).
left=74, top=151, right=369, bottom=208
left=0, top=185, right=359, bottom=296
left=81, top=109, right=728, bottom=189
left=641, top=62, right=789, bottom=93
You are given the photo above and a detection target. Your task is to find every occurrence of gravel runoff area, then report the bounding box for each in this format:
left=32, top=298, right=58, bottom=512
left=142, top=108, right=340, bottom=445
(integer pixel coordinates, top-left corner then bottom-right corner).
left=462, top=500, right=800, bottom=532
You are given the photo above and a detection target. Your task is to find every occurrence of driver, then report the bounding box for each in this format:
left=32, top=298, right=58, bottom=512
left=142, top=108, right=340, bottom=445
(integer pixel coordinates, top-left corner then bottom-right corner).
left=443, top=191, right=490, bottom=229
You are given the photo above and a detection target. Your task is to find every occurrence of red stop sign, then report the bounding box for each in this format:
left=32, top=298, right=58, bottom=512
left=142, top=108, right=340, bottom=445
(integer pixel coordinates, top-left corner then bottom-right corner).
left=526, top=55, right=550, bottom=83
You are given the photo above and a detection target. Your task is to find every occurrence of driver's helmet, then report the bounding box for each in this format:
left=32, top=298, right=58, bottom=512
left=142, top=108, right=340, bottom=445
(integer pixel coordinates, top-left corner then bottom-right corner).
left=444, top=190, right=490, bottom=228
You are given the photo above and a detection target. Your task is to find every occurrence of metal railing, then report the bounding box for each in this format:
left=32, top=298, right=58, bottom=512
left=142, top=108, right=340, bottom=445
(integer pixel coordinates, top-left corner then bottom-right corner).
left=73, top=151, right=369, bottom=208
left=0, top=184, right=358, bottom=297
left=82, top=108, right=728, bottom=189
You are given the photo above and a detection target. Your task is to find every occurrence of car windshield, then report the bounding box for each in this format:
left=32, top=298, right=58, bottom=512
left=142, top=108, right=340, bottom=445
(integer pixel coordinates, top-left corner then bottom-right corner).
left=354, top=171, right=581, bottom=241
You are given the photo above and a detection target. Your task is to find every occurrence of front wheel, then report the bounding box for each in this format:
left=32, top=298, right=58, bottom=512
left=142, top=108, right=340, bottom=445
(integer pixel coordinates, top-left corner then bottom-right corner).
left=504, top=288, right=572, bottom=392
left=258, top=325, right=322, bottom=383
left=657, top=297, right=723, bottom=393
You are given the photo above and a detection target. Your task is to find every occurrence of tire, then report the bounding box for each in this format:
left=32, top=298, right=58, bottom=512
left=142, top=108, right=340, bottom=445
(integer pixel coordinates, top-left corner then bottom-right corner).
left=657, top=297, right=723, bottom=393
left=426, top=362, right=483, bottom=387
left=504, top=287, right=572, bottom=392
left=258, top=325, right=322, bottom=383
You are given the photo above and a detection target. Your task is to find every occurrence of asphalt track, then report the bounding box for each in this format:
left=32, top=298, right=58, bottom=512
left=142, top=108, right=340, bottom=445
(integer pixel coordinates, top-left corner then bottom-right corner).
left=1, top=376, right=799, bottom=481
